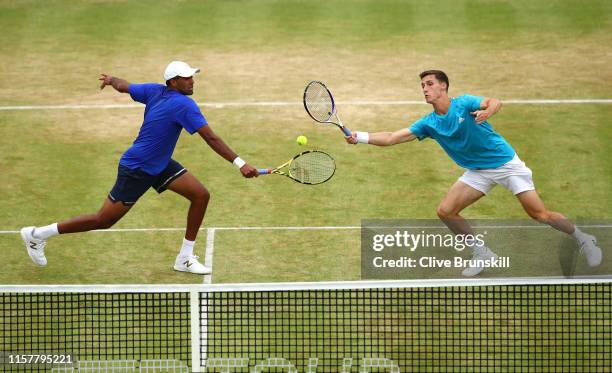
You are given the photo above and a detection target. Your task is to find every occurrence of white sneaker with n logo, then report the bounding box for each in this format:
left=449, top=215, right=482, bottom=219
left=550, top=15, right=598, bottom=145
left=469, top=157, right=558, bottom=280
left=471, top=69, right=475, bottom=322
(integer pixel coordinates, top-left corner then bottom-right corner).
left=174, top=255, right=211, bottom=275
left=462, top=246, right=498, bottom=277
left=579, top=234, right=602, bottom=267
left=20, top=226, right=48, bottom=266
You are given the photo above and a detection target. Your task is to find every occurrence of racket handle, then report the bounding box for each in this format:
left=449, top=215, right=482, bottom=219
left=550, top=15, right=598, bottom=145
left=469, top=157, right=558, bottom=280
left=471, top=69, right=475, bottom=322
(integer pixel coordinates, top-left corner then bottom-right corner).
left=258, top=169, right=272, bottom=174
left=340, top=126, right=352, bottom=136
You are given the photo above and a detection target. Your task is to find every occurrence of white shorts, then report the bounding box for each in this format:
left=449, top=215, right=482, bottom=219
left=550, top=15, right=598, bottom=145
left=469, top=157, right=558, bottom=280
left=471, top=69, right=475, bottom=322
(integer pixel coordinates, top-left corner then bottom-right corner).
left=458, top=154, right=535, bottom=195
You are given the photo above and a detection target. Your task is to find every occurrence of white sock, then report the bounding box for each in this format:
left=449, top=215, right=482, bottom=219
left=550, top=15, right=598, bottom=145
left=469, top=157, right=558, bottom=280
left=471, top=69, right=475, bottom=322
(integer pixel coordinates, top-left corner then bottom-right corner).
left=467, top=236, right=487, bottom=252
left=571, top=226, right=589, bottom=243
left=472, top=242, right=488, bottom=254
left=178, top=238, right=195, bottom=258
left=33, top=223, right=59, bottom=240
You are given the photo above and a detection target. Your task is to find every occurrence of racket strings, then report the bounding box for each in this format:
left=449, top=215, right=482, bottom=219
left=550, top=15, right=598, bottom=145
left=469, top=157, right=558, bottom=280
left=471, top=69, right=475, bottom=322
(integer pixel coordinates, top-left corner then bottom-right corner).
left=304, top=83, right=334, bottom=122
left=290, top=151, right=336, bottom=184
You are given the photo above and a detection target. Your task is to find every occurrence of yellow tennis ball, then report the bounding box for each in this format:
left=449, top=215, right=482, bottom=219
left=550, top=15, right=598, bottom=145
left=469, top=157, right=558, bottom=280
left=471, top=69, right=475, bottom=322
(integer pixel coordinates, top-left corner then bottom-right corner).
left=296, top=135, right=308, bottom=146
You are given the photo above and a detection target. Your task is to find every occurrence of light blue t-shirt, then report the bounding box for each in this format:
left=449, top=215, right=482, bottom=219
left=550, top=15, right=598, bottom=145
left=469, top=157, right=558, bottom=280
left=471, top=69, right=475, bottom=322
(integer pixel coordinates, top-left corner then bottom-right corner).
left=120, top=83, right=207, bottom=175
left=409, top=94, right=515, bottom=169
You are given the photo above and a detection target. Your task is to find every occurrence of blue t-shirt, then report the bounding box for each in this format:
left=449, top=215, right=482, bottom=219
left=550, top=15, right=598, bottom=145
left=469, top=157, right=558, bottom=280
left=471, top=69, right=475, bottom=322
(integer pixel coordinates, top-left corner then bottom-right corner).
left=120, top=83, right=207, bottom=175
left=409, top=94, right=515, bottom=169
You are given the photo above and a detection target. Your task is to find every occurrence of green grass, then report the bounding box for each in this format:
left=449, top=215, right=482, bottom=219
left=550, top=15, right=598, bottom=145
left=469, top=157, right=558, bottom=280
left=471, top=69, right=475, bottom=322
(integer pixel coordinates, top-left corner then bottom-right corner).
left=1, top=105, right=611, bottom=284
left=0, top=0, right=611, bottom=285
left=1, top=2, right=611, bottom=370
left=2, top=1, right=610, bottom=49
left=1, top=0, right=612, bottom=104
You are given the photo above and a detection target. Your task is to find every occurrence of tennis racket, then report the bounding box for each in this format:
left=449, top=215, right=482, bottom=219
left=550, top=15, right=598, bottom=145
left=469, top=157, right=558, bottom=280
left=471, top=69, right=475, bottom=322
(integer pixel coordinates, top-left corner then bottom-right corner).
left=303, top=81, right=352, bottom=137
left=258, top=150, right=336, bottom=185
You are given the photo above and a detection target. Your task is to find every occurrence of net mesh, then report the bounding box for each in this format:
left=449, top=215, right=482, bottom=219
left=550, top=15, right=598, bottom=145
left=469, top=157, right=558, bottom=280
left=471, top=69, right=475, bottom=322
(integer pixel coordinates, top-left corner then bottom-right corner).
left=201, top=283, right=611, bottom=372
left=289, top=151, right=336, bottom=184
left=1, top=282, right=610, bottom=372
left=0, top=292, right=191, bottom=372
left=303, top=81, right=334, bottom=122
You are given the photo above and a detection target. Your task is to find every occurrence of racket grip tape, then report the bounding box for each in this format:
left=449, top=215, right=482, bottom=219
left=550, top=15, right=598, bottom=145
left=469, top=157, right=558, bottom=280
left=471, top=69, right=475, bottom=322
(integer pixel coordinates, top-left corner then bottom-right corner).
left=340, top=126, right=352, bottom=136
left=258, top=169, right=272, bottom=174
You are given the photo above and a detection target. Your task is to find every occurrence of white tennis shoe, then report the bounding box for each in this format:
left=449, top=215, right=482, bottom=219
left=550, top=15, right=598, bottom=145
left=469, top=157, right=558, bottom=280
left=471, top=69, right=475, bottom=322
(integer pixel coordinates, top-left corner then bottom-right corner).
left=20, top=226, right=48, bottom=266
left=462, top=246, right=498, bottom=277
left=579, top=234, right=602, bottom=267
left=174, top=255, right=211, bottom=275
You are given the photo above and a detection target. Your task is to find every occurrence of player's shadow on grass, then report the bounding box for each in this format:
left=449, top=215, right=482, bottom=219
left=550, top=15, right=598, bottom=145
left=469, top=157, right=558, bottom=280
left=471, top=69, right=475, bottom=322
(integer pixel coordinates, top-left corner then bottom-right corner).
left=558, top=237, right=578, bottom=278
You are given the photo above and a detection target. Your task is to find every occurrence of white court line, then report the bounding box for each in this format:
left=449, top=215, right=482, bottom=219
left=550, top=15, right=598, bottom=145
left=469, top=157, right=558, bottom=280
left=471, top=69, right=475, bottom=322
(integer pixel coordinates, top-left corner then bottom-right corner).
left=1, top=99, right=612, bottom=111
left=203, top=228, right=216, bottom=285
left=2, top=276, right=611, bottom=293
left=211, top=224, right=612, bottom=230
left=2, top=224, right=611, bottom=234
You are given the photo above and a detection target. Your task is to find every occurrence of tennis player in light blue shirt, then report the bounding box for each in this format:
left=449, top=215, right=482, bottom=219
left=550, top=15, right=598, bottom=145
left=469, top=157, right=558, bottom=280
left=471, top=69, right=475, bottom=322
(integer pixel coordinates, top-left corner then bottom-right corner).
left=409, top=94, right=515, bottom=170
left=347, top=70, right=601, bottom=276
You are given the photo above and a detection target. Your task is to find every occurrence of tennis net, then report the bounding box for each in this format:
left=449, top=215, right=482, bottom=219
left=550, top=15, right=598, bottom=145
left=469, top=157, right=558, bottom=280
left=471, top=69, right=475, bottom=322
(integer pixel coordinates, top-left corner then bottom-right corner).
left=1, top=278, right=610, bottom=372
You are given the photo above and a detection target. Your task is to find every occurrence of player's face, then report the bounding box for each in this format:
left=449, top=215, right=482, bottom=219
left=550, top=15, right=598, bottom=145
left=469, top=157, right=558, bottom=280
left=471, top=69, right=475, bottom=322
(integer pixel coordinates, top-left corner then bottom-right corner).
left=421, top=75, right=447, bottom=104
left=172, top=76, right=195, bottom=95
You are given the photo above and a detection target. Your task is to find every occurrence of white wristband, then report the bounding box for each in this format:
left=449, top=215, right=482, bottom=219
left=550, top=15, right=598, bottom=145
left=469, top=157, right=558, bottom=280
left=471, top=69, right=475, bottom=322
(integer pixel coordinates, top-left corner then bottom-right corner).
left=232, top=157, right=246, bottom=169
left=355, top=131, right=370, bottom=144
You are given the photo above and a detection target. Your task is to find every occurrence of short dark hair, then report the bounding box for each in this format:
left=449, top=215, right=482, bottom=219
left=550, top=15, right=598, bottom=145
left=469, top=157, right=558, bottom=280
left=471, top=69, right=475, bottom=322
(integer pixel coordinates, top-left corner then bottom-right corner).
left=419, top=70, right=449, bottom=91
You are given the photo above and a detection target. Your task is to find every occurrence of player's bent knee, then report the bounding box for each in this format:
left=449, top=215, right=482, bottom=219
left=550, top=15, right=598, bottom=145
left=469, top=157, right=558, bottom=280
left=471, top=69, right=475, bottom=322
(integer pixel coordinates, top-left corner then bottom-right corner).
left=436, top=205, right=454, bottom=220
left=527, top=210, right=551, bottom=223
left=195, top=188, right=210, bottom=204
left=202, top=188, right=210, bottom=201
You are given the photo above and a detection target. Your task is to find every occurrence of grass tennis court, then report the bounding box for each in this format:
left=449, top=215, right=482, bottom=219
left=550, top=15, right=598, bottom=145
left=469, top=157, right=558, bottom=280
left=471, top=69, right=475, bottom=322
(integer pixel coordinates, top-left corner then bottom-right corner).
left=1, top=1, right=611, bottom=285
left=1, top=2, right=611, bottom=371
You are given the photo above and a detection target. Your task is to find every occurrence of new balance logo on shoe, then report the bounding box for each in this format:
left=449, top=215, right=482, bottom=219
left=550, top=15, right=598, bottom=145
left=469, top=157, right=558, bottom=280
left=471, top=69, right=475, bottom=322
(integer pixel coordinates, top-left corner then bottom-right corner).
left=174, top=255, right=211, bottom=275
left=20, top=226, right=48, bottom=266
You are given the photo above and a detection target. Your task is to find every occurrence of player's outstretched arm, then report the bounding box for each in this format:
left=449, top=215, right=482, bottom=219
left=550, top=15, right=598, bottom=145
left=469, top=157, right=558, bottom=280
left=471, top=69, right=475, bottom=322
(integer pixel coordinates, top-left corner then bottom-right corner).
left=99, top=74, right=130, bottom=93
left=197, top=125, right=258, bottom=178
left=345, top=128, right=417, bottom=146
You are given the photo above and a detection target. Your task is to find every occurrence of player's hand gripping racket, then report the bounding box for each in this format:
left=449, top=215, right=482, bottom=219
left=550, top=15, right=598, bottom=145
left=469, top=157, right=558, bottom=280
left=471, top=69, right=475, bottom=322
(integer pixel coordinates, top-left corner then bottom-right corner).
left=303, top=81, right=352, bottom=137
left=258, top=150, right=336, bottom=185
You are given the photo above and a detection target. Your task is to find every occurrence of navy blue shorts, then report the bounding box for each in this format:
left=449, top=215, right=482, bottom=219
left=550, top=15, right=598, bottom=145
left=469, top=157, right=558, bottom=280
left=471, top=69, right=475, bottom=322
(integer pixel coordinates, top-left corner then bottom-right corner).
left=108, top=159, right=187, bottom=206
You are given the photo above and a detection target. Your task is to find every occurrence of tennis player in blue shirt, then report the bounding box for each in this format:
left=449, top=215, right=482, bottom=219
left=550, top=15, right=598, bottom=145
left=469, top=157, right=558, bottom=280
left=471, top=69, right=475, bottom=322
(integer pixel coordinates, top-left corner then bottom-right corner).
left=347, top=70, right=602, bottom=276
left=21, top=61, right=258, bottom=275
